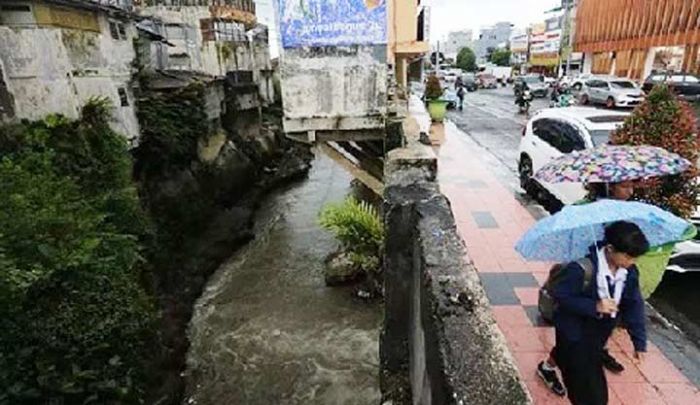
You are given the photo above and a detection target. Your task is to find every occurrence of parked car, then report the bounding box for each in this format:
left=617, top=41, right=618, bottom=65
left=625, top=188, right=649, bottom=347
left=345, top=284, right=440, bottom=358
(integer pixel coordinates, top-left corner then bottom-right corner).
left=642, top=72, right=700, bottom=101
left=517, top=107, right=631, bottom=205
left=477, top=73, right=498, bottom=89
left=514, top=75, right=549, bottom=98
left=571, top=74, right=595, bottom=91
left=580, top=77, right=645, bottom=108
left=667, top=207, right=700, bottom=273
left=461, top=73, right=478, bottom=92
left=543, top=76, right=557, bottom=87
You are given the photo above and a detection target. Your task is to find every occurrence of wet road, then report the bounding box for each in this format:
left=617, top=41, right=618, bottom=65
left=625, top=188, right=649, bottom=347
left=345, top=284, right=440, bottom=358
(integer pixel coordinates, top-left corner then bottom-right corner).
left=446, top=87, right=700, bottom=383
left=448, top=86, right=551, bottom=174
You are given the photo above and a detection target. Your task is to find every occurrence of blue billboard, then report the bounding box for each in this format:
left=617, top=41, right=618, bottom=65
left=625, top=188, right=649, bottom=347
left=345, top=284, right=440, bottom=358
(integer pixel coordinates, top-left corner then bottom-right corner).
left=279, top=0, right=387, bottom=48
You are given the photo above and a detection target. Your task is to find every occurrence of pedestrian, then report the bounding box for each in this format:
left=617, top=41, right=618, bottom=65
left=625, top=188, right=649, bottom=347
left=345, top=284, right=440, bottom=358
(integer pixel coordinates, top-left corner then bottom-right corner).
left=457, top=85, right=465, bottom=111
left=537, top=181, right=633, bottom=397
left=552, top=221, right=648, bottom=405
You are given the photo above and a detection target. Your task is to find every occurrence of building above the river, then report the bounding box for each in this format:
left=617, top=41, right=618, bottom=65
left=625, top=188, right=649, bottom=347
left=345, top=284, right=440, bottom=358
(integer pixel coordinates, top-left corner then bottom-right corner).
left=0, top=0, right=141, bottom=140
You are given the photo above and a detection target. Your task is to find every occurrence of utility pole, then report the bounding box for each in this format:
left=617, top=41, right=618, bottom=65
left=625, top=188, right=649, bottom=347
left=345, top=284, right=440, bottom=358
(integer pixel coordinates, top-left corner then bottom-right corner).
left=564, top=0, right=575, bottom=77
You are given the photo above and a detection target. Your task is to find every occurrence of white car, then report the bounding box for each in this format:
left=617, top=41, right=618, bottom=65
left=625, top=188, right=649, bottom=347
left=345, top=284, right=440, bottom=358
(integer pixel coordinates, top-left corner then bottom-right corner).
left=667, top=208, right=700, bottom=273
left=518, top=107, right=631, bottom=206
left=580, top=77, right=645, bottom=108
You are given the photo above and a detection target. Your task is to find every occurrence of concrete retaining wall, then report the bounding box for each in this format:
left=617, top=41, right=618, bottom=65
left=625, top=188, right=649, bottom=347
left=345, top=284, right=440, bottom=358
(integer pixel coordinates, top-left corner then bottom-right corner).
left=381, top=118, right=530, bottom=405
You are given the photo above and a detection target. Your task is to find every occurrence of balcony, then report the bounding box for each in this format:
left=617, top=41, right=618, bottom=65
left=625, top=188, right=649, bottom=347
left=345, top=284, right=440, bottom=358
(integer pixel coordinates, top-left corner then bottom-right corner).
left=394, top=6, right=429, bottom=56
left=135, top=0, right=256, bottom=27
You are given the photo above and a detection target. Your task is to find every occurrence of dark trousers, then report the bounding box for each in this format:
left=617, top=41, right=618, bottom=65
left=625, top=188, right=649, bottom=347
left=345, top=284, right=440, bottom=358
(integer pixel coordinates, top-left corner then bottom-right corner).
left=555, top=332, right=608, bottom=405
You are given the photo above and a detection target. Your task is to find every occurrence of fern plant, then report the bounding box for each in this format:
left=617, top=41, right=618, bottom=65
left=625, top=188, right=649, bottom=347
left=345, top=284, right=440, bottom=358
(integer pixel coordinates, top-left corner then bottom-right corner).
left=319, top=197, right=384, bottom=272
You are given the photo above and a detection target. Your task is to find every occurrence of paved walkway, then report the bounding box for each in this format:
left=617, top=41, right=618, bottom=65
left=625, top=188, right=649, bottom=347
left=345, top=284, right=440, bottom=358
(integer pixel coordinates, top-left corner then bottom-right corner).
left=410, top=99, right=700, bottom=404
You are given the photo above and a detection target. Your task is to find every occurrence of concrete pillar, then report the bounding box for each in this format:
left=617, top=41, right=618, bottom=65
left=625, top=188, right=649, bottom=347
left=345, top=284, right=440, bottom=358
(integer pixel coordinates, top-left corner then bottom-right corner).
left=582, top=52, right=593, bottom=74
left=643, top=47, right=656, bottom=78
left=396, top=57, right=408, bottom=89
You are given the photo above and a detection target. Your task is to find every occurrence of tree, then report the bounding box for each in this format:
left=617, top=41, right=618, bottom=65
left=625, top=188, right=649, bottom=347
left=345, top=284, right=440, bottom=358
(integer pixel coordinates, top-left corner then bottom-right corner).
left=611, top=85, right=700, bottom=218
left=490, top=49, right=512, bottom=66
left=456, top=47, right=477, bottom=72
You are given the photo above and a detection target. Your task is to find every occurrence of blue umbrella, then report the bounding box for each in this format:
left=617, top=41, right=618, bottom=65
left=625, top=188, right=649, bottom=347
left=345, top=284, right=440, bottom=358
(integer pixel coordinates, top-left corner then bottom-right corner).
left=515, top=200, right=690, bottom=262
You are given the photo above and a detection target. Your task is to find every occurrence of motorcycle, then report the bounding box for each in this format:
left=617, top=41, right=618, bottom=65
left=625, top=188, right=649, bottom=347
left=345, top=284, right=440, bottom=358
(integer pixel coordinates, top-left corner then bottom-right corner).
left=516, top=90, right=532, bottom=114
left=550, top=93, right=577, bottom=108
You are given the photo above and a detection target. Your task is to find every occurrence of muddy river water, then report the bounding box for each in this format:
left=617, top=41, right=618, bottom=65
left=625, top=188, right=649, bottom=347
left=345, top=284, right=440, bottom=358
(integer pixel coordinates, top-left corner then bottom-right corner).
left=184, top=153, right=382, bottom=404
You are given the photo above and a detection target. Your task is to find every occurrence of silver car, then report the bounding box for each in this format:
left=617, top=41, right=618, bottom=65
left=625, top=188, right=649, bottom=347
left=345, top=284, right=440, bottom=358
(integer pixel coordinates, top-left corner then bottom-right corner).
left=580, top=77, right=645, bottom=108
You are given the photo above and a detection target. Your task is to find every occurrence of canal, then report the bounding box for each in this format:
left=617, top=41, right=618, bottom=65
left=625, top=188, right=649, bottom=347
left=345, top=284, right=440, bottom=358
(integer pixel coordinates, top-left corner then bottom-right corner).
left=183, top=152, right=382, bottom=404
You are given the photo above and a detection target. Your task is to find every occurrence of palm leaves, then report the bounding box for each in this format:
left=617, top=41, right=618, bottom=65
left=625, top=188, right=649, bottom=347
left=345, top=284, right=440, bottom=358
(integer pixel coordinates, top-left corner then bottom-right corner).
left=319, top=197, right=384, bottom=258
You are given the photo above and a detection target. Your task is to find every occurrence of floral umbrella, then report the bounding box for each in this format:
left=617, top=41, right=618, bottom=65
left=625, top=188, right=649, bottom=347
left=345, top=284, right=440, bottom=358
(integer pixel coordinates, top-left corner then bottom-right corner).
left=534, top=145, right=691, bottom=184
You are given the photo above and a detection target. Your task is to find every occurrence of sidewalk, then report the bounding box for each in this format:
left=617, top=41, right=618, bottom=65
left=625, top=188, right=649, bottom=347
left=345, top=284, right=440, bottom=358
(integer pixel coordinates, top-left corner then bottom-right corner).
left=410, top=99, right=700, bottom=404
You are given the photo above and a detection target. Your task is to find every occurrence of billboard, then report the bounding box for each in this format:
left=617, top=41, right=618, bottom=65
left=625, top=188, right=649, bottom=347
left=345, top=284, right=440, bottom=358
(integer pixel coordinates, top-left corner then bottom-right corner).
left=278, top=0, right=387, bottom=48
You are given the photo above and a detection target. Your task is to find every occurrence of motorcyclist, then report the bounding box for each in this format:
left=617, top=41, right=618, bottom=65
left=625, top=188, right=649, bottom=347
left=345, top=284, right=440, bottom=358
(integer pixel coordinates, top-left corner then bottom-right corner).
left=515, top=82, right=530, bottom=104
left=515, top=83, right=532, bottom=113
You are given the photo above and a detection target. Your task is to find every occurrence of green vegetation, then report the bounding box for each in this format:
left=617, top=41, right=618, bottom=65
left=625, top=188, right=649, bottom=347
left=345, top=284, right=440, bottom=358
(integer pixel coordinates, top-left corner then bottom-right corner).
left=319, top=197, right=384, bottom=274
left=489, top=49, right=512, bottom=67
left=0, top=99, right=155, bottom=404
left=456, top=47, right=477, bottom=72
left=612, top=85, right=699, bottom=219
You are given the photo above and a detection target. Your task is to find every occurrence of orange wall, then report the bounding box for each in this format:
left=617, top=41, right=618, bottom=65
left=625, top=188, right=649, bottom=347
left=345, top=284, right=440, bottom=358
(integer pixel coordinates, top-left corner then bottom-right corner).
left=575, top=0, right=700, bottom=53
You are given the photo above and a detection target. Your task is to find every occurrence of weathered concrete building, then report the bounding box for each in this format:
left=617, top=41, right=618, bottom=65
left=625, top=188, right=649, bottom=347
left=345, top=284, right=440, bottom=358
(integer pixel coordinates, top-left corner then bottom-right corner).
left=0, top=0, right=141, bottom=140
left=136, top=0, right=275, bottom=106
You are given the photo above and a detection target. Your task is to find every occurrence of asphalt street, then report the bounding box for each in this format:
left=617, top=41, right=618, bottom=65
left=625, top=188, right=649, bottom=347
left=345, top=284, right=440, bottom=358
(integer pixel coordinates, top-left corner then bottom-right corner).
left=445, top=87, right=700, bottom=384
left=447, top=86, right=551, bottom=174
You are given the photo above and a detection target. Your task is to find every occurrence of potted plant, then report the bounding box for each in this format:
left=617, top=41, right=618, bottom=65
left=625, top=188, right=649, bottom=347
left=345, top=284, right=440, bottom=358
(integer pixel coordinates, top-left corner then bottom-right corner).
left=425, top=74, right=448, bottom=122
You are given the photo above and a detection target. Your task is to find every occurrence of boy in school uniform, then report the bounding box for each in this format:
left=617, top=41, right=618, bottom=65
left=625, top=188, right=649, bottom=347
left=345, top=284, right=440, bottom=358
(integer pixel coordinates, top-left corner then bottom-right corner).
left=552, top=221, right=649, bottom=405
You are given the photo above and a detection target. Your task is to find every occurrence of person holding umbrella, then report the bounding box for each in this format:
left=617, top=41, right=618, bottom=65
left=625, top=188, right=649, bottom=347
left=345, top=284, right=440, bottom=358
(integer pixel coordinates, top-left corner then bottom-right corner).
left=553, top=220, right=649, bottom=405
left=516, top=199, right=690, bottom=405
left=531, top=145, right=695, bottom=397
left=537, top=181, right=634, bottom=396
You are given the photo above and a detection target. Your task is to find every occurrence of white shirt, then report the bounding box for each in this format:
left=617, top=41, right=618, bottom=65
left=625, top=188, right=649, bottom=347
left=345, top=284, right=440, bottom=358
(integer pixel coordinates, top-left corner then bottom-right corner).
left=596, top=247, right=628, bottom=318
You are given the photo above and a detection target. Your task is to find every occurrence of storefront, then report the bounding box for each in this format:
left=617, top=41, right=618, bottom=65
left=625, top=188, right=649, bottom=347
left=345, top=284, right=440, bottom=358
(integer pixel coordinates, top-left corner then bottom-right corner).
left=575, top=0, right=700, bottom=80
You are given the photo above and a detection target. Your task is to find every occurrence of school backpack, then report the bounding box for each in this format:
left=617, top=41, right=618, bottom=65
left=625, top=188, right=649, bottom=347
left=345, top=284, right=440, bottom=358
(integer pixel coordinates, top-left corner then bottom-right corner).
left=538, top=258, right=594, bottom=323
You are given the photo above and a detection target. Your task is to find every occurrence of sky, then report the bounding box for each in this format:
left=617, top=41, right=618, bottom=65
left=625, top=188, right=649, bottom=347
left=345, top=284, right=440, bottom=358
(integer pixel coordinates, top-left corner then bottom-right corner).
left=423, top=0, right=561, bottom=43
left=254, top=0, right=561, bottom=57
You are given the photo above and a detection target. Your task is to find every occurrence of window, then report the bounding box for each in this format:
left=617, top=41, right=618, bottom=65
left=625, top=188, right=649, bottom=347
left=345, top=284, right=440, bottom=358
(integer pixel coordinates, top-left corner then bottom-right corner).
left=533, top=119, right=558, bottom=146
left=684, top=75, right=700, bottom=83
left=117, top=87, right=129, bottom=107
left=611, top=81, right=635, bottom=89
left=554, top=121, right=586, bottom=153
left=589, top=129, right=612, bottom=147
left=1, top=4, right=31, bottom=12
left=109, top=21, right=127, bottom=40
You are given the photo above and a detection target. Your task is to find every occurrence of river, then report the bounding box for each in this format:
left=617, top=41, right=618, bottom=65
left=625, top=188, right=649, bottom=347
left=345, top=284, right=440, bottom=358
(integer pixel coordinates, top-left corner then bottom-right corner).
left=183, top=152, right=382, bottom=405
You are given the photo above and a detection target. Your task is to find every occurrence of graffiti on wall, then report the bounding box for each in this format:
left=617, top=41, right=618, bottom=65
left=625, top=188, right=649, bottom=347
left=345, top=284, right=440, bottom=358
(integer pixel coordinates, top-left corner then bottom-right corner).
left=278, top=0, right=387, bottom=48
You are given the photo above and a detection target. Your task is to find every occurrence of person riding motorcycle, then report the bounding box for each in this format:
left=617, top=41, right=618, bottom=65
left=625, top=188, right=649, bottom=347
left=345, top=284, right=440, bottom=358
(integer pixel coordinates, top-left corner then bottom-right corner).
left=550, top=82, right=574, bottom=108
left=515, top=83, right=532, bottom=113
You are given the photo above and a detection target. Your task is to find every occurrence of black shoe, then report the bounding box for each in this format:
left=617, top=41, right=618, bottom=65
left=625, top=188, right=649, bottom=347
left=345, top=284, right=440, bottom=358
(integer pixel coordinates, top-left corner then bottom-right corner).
left=537, top=361, right=566, bottom=397
left=602, top=350, right=624, bottom=374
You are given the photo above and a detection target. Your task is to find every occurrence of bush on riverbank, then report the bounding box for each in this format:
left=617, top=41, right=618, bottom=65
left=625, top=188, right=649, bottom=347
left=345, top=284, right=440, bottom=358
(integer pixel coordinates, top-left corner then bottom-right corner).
left=319, top=197, right=384, bottom=294
left=0, top=99, right=155, bottom=403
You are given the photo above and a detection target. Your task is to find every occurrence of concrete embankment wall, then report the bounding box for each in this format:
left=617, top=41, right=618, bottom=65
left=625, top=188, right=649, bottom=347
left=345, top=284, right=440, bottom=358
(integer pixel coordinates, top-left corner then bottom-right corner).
left=381, top=119, right=530, bottom=405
